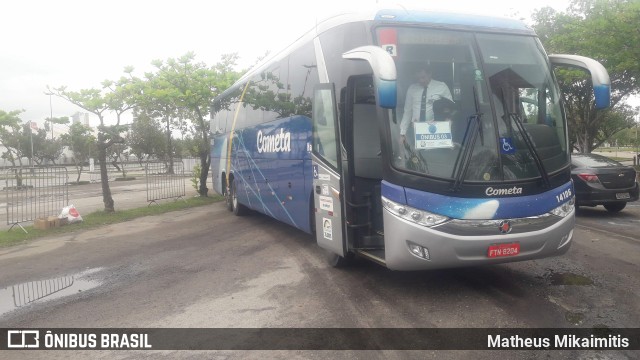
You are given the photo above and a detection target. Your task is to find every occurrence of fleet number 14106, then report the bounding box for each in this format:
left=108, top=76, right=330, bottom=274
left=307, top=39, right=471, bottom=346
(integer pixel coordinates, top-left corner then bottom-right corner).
left=556, top=189, right=572, bottom=203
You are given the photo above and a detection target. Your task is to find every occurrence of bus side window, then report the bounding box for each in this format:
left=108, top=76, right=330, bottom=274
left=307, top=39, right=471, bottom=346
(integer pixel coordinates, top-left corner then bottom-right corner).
left=313, top=87, right=339, bottom=168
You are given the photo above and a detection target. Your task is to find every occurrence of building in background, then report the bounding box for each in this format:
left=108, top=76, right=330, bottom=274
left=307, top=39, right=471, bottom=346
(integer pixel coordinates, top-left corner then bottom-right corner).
left=71, top=112, right=90, bottom=127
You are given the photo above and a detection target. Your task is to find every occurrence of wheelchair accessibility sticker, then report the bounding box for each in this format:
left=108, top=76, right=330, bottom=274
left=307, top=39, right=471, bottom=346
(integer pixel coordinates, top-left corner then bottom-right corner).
left=500, top=137, right=516, bottom=154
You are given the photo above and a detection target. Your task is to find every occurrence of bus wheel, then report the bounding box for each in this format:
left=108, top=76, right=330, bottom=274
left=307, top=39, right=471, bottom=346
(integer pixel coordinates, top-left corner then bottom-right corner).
left=327, top=251, right=354, bottom=268
left=231, top=180, right=249, bottom=216
left=224, top=178, right=233, bottom=212
left=226, top=193, right=234, bottom=212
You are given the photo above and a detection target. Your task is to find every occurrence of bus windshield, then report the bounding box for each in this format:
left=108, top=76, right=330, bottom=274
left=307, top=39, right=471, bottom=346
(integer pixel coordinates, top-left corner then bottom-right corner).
left=379, top=27, right=568, bottom=183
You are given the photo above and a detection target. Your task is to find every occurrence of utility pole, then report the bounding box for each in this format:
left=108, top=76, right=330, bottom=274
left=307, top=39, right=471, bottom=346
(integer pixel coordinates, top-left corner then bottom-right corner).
left=49, top=94, right=54, bottom=139
left=29, top=121, right=35, bottom=167
left=634, top=114, right=640, bottom=165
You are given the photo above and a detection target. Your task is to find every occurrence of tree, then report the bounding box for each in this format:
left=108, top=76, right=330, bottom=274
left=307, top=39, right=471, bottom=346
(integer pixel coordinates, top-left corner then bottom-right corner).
left=1, top=126, right=30, bottom=168
left=44, top=116, right=69, bottom=140
left=48, top=69, right=137, bottom=212
left=0, top=110, right=31, bottom=186
left=27, top=127, right=63, bottom=165
left=128, top=112, right=167, bottom=164
left=173, top=135, right=200, bottom=158
left=143, top=52, right=242, bottom=196
left=107, top=142, right=130, bottom=178
left=532, top=0, right=640, bottom=152
left=135, top=72, right=182, bottom=173
left=0, top=109, right=26, bottom=168
left=61, top=123, right=97, bottom=183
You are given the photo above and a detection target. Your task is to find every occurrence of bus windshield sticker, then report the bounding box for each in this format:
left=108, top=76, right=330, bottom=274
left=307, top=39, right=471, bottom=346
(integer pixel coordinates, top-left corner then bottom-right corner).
left=379, top=28, right=398, bottom=57
left=322, top=218, right=333, bottom=240
left=414, top=121, right=453, bottom=149
left=500, top=137, right=516, bottom=154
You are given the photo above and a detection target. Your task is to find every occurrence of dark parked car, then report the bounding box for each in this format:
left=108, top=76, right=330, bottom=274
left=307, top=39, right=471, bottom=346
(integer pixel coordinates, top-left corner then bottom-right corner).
left=571, top=153, right=639, bottom=212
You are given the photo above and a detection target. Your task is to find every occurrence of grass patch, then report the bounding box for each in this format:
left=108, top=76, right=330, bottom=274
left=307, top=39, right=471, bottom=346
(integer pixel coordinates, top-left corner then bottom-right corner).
left=594, top=147, right=636, bottom=153
left=0, top=195, right=223, bottom=248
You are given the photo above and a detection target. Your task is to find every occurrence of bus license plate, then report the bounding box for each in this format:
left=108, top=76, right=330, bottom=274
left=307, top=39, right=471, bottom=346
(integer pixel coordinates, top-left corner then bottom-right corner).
left=615, top=192, right=630, bottom=200
left=487, top=243, right=520, bottom=258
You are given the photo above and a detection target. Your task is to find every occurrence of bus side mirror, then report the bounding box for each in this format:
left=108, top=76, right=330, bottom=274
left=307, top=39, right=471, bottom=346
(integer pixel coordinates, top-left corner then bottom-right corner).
left=548, top=54, right=611, bottom=110
left=342, top=46, right=398, bottom=109
left=376, top=80, right=397, bottom=109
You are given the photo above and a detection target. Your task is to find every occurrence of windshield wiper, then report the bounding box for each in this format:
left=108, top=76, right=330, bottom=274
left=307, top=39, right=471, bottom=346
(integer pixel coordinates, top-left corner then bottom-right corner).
left=509, top=111, right=551, bottom=188
left=451, top=86, right=483, bottom=192
left=496, top=86, right=551, bottom=188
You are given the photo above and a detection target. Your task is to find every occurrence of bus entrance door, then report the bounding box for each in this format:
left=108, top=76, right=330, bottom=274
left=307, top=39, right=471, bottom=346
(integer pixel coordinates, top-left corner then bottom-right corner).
left=311, top=84, right=346, bottom=258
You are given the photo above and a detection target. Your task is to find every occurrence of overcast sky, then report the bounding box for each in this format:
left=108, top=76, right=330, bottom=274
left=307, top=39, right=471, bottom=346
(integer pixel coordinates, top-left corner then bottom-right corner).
left=2, top=0, right=577, bottom=127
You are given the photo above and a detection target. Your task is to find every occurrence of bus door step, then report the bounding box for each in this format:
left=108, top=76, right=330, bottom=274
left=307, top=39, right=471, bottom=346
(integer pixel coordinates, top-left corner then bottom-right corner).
left=355, top=249, right=386, bottom=266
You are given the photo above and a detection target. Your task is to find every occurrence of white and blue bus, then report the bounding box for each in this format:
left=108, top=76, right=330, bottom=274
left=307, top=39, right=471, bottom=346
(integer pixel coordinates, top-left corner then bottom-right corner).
left=210, top=8, right=610, bottom=270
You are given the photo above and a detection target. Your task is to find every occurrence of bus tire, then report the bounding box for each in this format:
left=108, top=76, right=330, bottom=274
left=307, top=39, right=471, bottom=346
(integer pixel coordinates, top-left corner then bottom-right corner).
left=223, top=176, right=233, bottom=212
left=231, top=179, right=249, bottom=216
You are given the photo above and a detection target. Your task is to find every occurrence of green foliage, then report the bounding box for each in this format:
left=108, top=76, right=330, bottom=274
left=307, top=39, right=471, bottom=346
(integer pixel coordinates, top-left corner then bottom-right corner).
left=610, top=126, right=640, bottom=149
left=191, top=163, right=201, bottom=192
left=49, top=69, right=139, bottom=212
left=35, top=136, right=65, bottom=164
left=107, top=142, right=130, bottom=178
left=27, top=127, right=64, bottom=165
left=45, top=116, right=70, bottom=128
left=8, top=50, right=252, bottom=218
left=60, top=123, right=97, bottom=182
left=138, top=52, right=243, bottom=196
left=532, top=0, right=640, bottom=152
left=0, top=109, right=25, bottom=167
left=128, top=112, right=167, bottom=162
left=173, top=136, right=200, bottom=158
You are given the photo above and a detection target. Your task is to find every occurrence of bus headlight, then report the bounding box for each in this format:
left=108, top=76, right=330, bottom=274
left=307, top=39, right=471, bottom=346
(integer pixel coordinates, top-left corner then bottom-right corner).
left=382, top=196, right=449, bottom=227
left=549, top=196, right=575, bottom=218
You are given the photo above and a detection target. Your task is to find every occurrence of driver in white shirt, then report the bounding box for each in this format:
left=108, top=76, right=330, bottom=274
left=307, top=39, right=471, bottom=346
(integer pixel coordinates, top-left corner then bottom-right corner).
left=399, top=65, right=453, bottom=145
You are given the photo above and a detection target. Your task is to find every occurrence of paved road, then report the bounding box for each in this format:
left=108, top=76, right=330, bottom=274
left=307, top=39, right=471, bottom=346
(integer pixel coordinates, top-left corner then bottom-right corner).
left=0, top=199, right=638, bottom=359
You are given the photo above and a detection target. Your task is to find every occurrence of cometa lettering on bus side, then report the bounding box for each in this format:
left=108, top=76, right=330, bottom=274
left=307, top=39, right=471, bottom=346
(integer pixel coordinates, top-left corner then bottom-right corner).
left=257, top=129, right=291, bottom=153
left=485, top=186, right=523, bottom=196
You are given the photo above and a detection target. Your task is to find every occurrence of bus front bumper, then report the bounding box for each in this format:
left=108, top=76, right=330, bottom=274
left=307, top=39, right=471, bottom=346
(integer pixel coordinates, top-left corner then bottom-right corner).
left=382, top=208, right=574, bottom=271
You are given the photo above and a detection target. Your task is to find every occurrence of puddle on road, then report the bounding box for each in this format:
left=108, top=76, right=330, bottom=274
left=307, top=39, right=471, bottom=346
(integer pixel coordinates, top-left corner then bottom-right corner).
left=0, top=268, right=103, bottom=317
left=548, top=272, right=594, bottom=286
left=565, top=311, right=585, bottom=325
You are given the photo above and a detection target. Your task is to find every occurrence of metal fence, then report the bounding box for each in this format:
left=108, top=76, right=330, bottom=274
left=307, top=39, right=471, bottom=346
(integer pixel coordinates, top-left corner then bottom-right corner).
left=12, top=275, right=74, bottom=307
left=4, top=167, right=69, bottom=232
left=145, top=161, right=186, bottom=204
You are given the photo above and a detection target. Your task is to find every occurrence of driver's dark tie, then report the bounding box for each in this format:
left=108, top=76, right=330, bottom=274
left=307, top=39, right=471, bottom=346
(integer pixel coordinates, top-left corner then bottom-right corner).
left=420, top=86, right=427, bottom=122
